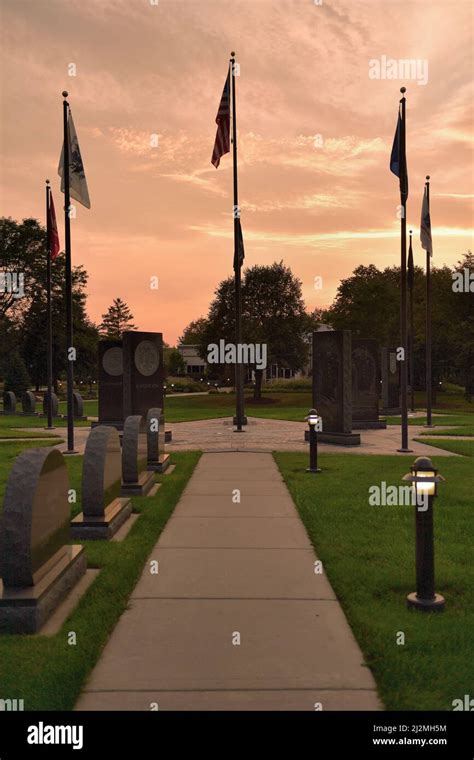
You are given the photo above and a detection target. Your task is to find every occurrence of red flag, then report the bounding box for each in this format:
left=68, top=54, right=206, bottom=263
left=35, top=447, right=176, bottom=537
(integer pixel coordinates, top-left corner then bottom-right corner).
left=211, top=71, right=231, bottom=168
left=48, top=192, right=60, bottom=259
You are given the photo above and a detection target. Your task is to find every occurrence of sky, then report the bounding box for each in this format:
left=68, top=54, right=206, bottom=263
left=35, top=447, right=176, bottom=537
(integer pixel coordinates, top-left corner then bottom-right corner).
left=1, top=0, right=473, bottom=345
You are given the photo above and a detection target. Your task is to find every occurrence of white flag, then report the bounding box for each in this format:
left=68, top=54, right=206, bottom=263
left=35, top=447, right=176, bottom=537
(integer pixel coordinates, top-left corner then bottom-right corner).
left=420, top=184, right=432, bottom=257
left=58, top=109, right=90, bottom=209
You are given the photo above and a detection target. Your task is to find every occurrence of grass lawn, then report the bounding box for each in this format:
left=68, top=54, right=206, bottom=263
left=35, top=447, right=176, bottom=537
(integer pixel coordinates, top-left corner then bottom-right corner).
left=274, top=451, right=474, bottom=711
left=0, top=449, right=200, bottom=710
left=0, top=413, right=90, bottom=431
left=419, top=426, right=474, bottom=437
left=385, top=412, right=474, bottom=428
left=414, top=438, right=474, bottom=457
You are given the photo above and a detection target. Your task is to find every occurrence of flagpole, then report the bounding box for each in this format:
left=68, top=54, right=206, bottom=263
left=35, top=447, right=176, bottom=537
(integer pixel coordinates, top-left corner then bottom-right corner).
left=409, top=229, right=415, bottom=413
left=45, top=180, right=55, bottom=431
left=397, top=87, right=412, bottom=452
left=425, top=175, right=433, bottom=428
left=62, top=90, right=76, bottom=453
left=231, top=52, right=244, bottom=433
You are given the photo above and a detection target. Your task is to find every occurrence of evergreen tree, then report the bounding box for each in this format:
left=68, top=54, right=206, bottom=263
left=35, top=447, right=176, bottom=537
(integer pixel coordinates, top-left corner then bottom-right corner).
left=4, top=350, right=31, bottom=396
left=99, top=298, right=137, bottom=338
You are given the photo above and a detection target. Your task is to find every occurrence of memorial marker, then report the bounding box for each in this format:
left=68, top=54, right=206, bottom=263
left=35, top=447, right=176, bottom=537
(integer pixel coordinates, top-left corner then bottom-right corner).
left=2, top=391, right=16, bottom=415
left=0, top=448, right=86, bottom=633
left=352, top=338, right=386, bottom=429
left=42, top=391, right=59, bottom=417
left=381, top=347, right=401, bottom=415
left=121, top=415, right=156, bottom=497
left=146, top=407, right=170, bottom=473
left=71, top=426, right=132, bottom=539
left=22, top=391, right=37, bottom=415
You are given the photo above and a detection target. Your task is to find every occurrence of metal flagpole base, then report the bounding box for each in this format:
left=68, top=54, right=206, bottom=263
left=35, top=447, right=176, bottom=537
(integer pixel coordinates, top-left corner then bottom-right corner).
left=397, top=447, right=413, bottom=453
left=63, top=449, right=79, bottom=455
left=44, top=426, right=56, bottom=431
left=406, top=592, right=445, bottom=612
left=423, top=425, right=435, bottom=429
left=306, top=468, right=322, bottom=474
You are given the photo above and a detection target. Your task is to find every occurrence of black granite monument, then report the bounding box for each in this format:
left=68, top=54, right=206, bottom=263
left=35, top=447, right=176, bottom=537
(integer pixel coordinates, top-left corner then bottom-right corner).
left=0, top=448, right=86, bottom=633
left=121, top=415, right=156, bottom=497
left=352, top=339, right=386, bottom=429
left=2, top=391, right=16, bottom=414
left=381, top=347, right=401, bottom=414
left=97, top=339, right=124, bottom=427
left=71, top=426, right=132, bottom=539
left=146, top=407, right=170, bottom=473
left=22, top=391, right=36, bottom=415
left=42, top=391, right=59, bottom=417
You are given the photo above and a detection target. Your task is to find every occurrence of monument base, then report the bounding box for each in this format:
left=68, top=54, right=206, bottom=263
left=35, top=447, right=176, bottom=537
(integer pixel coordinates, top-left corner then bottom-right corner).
left=0, top=546, right=86, bottom=634
left=91, top=420, right=123, bottom=430
left=304, top=430, right=361, bottom=446
left=232, top=416, right=248, bottom=426
left=381, top=407, right=401, bottom=416
left=70, top=498, right=132, bottom=540
left=147, top=454, right=171, bottom=473
left=121, top=470, right=155, bottom=497
left=406, top=592, right=445, bottom=612
left=352, top=419, right=387, bottom=430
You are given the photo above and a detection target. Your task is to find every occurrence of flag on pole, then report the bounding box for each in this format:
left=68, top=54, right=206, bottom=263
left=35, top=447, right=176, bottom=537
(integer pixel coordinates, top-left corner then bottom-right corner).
left=211, top=72, right=231, bottom=168
left=233, top=218, right=245, bottom=271
left=407, top=234, right=414, bottom=290
left=58, top=108, right=91, bottom=208
left=420, top=184, right=432, bottom=256
left=48, top=192, right=60, bottom=260
left=390, top=105, right=408, bottom=199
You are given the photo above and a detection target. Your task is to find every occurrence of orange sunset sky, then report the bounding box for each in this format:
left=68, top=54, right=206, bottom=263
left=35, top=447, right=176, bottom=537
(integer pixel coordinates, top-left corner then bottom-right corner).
left=1, top=0, right=473, bottom=345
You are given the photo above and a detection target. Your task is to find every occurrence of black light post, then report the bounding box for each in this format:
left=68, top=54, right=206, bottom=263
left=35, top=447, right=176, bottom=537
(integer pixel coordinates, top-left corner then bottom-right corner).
left=306, top=408, right=321, bottom=473
left=403, top=456, right=445, bottom=611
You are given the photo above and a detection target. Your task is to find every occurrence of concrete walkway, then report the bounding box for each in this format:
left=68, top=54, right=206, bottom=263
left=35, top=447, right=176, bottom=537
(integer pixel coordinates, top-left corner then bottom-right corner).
left=76, top=452, right=381, bottom=711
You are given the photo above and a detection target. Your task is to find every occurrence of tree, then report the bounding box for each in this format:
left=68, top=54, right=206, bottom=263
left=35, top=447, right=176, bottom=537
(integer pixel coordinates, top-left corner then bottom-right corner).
left=99, top=298, right=137, bottom=338
left=178, top=317, right=208, bottom=345
left=1, top=216, right=99, bottom=392
left=198, top=262, right=310, bottom=400
left=165, top=348, right=187, bottom=377
left=4, top=350, right=31, bottom=396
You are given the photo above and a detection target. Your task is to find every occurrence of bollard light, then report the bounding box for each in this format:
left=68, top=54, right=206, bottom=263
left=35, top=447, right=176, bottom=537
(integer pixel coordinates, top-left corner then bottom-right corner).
left=306, top=408, right=321, bottom=473
left=402, top=456, right=445, bottom=611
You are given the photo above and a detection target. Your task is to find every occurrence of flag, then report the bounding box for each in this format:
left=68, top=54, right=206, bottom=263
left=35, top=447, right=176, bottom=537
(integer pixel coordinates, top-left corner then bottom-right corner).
left=58, top=108, right=91, bottom=208
left=48, top=192, right=60, bottom=260
left=233, top=217, right=245, bottom=271
left=390, top=105, right=408, bottom=199
left=211, top=72, right=231, bottom=168
left=407, top=234, right=414, bottom=290
left=420, top=184, right=432, bottom=256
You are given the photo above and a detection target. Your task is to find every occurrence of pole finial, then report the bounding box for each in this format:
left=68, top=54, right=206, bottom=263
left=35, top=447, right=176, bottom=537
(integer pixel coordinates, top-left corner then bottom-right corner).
left=426, top=175, right=430, bottom=181
left=230, top=51, right=235, bottom=58
left=62, top=90, right=68, bottom=98
left=409, top=229, right=413, bottom=235
left=46, top=179, right=50, bottom=185
left=400, top=86, right=406, bottom=94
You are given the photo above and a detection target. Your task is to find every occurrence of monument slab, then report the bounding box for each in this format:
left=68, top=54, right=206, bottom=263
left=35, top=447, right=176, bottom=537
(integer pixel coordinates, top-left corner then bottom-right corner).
left=121, top=415, right=155, bottom=497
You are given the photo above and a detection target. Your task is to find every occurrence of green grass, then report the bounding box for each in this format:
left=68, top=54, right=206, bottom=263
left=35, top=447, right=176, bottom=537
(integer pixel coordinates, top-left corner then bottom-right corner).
left=419, top=426, right=474, bottom=437
left=0, top=427, right=63, bottom=440
left=386, top=412, right=474, bottom=428
left=274, top=451, right=474, bottom=711
left=0, top=450, right=200, bottom=711
left=414, top=438, right=474, bottom=457
left=0, top=413, right=90, bottom=431
left=166, top=391, right=312, bottom=422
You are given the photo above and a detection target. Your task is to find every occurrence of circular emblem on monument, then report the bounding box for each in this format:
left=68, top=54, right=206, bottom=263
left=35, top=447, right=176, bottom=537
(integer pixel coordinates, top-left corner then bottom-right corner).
left=102, top=347, right=123, bottom=376
left=134, top=340, right=159, bottom=377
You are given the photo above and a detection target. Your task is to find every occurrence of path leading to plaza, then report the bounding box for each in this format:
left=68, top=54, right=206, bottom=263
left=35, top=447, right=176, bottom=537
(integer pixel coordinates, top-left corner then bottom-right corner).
left=21, top=416, right=461, bottom=456
left=76, top=451, right=381, bottom=711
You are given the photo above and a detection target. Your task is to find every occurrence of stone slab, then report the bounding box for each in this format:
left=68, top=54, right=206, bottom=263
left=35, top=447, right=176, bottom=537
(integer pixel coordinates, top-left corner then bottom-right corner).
left=71, top=498, right=132, bottom=540
left=158, top=516, right=313, bottom=548
left=121, top=470, right=155, bottom=498
left=112, top=513, right=140, bottom=543
left=0, top=546, right=86, bottom=634
left=77, top=598, right=377, bottom=692
left=76, top=688, right=381, bottom=711
left=131, top=548, right=336, bottom=600
left=187, top=466, right=283, bottom=482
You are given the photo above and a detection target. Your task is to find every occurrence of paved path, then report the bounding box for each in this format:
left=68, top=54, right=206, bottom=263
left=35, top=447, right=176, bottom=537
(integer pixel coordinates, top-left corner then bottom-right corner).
left=76, top=452, right=381, bottom=711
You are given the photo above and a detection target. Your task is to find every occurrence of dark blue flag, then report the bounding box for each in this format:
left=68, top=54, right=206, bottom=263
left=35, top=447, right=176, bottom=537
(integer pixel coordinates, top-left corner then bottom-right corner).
left=390, top=106, right=408, bottom=199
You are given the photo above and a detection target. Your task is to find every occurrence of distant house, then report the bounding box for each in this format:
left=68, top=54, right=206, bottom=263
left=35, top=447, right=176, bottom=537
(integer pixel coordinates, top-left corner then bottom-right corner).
left=177, top=345, right=206, bottom=377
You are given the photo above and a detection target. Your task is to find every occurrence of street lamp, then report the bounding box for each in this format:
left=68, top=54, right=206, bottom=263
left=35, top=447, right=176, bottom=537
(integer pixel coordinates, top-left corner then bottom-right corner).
left=402, top=456, right=445, bottom=611
left=306, top=408, right=321, bottom=473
